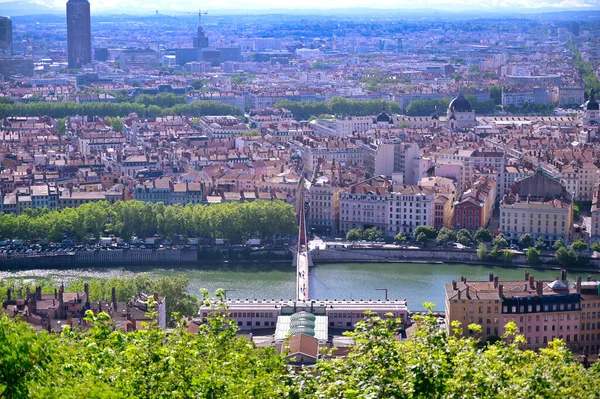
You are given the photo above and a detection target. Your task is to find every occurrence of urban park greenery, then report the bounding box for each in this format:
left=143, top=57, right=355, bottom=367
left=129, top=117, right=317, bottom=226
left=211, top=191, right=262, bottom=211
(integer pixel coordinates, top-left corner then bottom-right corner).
left=274, top=97, right=401, bottom=120
left=0, top=200, right=297, bottom=243
left=1, top=294, right=599, bottom=399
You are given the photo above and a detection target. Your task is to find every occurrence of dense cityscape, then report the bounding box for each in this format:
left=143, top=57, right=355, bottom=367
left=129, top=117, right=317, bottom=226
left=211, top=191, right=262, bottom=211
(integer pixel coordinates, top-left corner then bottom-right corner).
left=2, top=1, right=600, bottom=396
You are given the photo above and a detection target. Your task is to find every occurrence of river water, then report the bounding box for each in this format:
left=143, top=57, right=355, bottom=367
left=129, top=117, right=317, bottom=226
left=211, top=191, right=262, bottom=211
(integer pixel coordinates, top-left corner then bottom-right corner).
left=0, top=262, right=596, bottom=311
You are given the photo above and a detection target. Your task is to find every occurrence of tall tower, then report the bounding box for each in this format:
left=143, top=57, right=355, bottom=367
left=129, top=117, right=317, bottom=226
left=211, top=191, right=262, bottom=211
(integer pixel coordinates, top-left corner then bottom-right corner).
left=0, top=17, right=12, bottom=58
left=67, top=0, right=91, bottom=69
left=193, top=9, right=209, bottom=49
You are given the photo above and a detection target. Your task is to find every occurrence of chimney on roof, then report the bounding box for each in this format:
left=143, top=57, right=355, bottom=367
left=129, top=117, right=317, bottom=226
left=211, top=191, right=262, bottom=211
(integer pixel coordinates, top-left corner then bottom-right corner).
left=536, top=280, right=543, bottom=297
left=457, top=289, right=461, bottom=299
left=524, top=271, right=529, bottom=281
left=529, top=275, right=535, bottom=289
left=498, top=284, right=504, bottom=298
left=452, top=280, right=457, bottom=290
left=466, top=285, right=470, bottom=299
left=493, top=276, right=499, bottom=289
left=489, top=272, right=494, bottom=282
left=576, top=276, right=582, bottom=294
left=112, top=287, right=118, bottom=311
left=561, top=269, right=568, bottom=282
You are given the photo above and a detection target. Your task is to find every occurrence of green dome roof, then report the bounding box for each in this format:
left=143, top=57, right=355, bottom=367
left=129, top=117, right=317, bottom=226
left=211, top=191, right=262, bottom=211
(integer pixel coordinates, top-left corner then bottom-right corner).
left=289, top=326, right=315, bottom=337
left=290, top=319, right=315, bottom=329
left=290, top=311, right=316, bottom=321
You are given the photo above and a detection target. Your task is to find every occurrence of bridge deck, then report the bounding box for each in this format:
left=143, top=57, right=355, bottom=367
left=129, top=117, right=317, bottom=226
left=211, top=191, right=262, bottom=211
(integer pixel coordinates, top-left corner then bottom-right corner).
left=296, top=252, right=309, bottom=301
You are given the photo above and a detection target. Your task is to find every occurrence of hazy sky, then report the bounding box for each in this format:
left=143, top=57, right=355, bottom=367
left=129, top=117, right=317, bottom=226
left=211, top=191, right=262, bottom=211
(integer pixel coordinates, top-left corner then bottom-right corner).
left=6, top=0, right=600, bottom=12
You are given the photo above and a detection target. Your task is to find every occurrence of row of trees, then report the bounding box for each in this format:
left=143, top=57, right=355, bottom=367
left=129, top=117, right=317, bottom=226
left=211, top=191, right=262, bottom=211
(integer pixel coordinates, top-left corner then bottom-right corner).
left=274, top=97, right=401, bottom=120
left=570, top=42, right=600, bottom=96
left=0, top=275, right=198, bottom=328
left=2, top=295, right=599, bottom=398
left=0, top=99, right=241, bottom=119
left=0, top=200, right=297, bottom=243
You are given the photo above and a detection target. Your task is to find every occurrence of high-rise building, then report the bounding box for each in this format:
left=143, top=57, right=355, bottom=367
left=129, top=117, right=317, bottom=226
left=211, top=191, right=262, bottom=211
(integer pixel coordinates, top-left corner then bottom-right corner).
left=0, top=17, right=12, bottom=58
left=67, top=0, right=92, bottom=69
left=193, top=11, right=209, bottom=48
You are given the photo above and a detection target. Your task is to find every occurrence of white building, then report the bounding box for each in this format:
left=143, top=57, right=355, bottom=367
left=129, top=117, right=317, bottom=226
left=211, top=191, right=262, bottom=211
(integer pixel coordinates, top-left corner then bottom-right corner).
left=387, top=185, right=435, bottom=236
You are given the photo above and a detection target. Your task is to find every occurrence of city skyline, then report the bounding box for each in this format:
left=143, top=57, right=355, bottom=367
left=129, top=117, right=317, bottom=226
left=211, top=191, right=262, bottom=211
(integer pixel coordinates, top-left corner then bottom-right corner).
left=0, top=0, right=599, bottom=16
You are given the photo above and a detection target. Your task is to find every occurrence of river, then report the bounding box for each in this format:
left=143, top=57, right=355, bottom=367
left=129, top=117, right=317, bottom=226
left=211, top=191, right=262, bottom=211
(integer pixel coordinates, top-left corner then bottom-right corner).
left=0, top=262, right=597, bottom=311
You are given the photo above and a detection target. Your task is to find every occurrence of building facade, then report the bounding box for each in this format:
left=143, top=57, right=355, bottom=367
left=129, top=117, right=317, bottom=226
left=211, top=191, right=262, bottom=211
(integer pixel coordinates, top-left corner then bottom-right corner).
left=67, top=0, right=92, bottom=69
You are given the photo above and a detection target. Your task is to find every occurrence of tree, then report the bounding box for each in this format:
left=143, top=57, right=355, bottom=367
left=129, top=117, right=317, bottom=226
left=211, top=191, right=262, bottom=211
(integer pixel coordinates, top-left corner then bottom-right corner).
left=477, top=242, right=489, bottom=260
left=534, top=236, right=547, bottom=251
left=362, top=227, right=383, bottom=242
left=414, top=226, right=437, bottom=241
left=592, top=241, right=600, bottom=252
left=436, top=227, right=457, bottom=245
left=393, top=232, right=407, bottom=245
left=489, top=86, right=502, bottom=105
left=526, top=247, right=541, bottom=265
left=572, top=239, right=588, bottom=252
left=415, top=232, right=429, bottom=244
left=474, top=228, right=493, bottom=243
left=555, top=247, right=574, bottom=266
left=346, top=229, right=362, bottom=242
left=574, top=204, right=581, bottom=220
left=56, top=118, right=66, bottom=135
left=457, top=229, right=473, bottom=245
left=190, top=78, right=204, bottom=90
left=492, top=233, right=508, bottom=249
left=519, top=233, right=534, bottom=249
left=553, top=238, right=565, bottom=250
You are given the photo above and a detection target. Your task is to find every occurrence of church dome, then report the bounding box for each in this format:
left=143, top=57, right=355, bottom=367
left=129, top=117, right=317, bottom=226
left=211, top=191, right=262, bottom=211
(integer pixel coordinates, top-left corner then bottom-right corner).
left=376, top=110, right=392, bottom=123
left=448, top=93, right=473, bottom=113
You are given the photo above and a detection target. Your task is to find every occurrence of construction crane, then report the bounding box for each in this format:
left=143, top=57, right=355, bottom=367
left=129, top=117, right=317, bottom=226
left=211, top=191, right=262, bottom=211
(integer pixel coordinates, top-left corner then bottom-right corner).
left=177, top=9, right=208, bottom=28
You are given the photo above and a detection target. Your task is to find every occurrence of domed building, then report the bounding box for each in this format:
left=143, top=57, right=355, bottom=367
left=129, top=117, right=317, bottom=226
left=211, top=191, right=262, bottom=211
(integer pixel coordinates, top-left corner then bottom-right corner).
left=374, top=107, right=395, bottom=128
left=582, top=88, right=599, bottom=126
left=446, top=93, right=476, bottom=129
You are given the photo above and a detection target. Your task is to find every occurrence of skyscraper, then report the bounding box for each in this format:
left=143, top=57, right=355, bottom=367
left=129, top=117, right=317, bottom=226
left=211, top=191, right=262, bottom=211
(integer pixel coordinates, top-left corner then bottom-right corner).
left=0, top=17, right=12, bottom=58
left=67, top=0, right=91, bottom=69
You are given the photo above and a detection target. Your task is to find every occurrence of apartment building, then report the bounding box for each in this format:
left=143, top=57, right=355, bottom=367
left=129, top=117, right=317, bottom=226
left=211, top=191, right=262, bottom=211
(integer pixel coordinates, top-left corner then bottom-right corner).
left=387, top=184, right=435, bottom=236
left=339, top=177, right=390, bottom=234
left=134, top=178, right=204, bottom=205
left=312, top=116, right=373, bottom=138
left=446, top=271, right=600, bottom=353
left=307, top=176, right=343, bottom=235
left=453, top=177, right=496, bottom=232
left=499, top=169, right=572, bottom=245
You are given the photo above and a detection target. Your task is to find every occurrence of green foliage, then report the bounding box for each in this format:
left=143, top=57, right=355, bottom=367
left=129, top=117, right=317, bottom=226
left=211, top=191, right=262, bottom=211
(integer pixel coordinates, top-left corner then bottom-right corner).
left=555, top=246, right=573, bottom=266
left=436, top=227, right=456, bottom=245
left=105, top=116, right=123, bottom=132
left=346, top=228, right=362, bottom=242
left=572, top=239, right=588, bottom=252
left=591, top=241, right=600, bottom=252
left=405, top=98, right=451, bottom=116
left=570, top=43, right=600, bottom=94
left=135, top=93, right=186, bottom=108
left=190, top=78, right=205, bottom=90
left=0, top=200, right=297, bottom=244
left=393, top=232, right=407, bottom=245
left=242, top=129, right=261, bottom=137
left=489, top=86, right=502, bottom=105
left=414, top=225, right=437, bottom=241
left=519, top=233, right=534, bottom=249
left=0, top=100, right=241, bottom=119
left=457, top=229, right=473, bottom=245
left=474, top=227, right=493, bottom=243
left=274, top=97, right=400, bottom=121
left=574, top=204, right=580, bottom=220
left=2, top=299, right=600, bottom=398
left=553, top=238, right=565, bottom=250
left=492, top=233, right=508, bottom=249
left=56, top=118, right=66, bottom=135
left=526, top=247, right=541, bottom=265
left=361, top=227, right=383, bottom=242
left=477, top=242, right=488, bottom=260
left=535, top=236, right=547, bottom=250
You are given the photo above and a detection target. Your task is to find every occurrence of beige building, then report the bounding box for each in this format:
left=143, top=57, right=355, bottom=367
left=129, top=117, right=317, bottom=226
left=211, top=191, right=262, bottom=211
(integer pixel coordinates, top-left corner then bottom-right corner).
left=500, top=169, right=572, bottom=245
left=445, top=271, right=585, bottom=352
